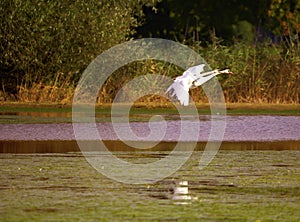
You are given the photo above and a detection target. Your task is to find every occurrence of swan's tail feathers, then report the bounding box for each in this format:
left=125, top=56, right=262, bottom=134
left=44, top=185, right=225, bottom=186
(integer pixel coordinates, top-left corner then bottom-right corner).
left=166, top=82, right=189, bottom=106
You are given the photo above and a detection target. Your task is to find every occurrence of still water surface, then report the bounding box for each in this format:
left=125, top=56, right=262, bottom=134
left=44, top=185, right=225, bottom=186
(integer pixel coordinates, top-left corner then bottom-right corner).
left=1, top=115, right=299, bottom=141
left=0, top=151, right=299, bottom=221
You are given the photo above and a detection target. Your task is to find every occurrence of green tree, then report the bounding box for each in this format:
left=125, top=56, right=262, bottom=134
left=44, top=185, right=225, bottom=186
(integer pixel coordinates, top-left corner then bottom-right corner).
left=0, top=0, right=157, bottom=97
left=136, top=0, right=273, bottom=44
left=268, top=0, right=300, bottom=40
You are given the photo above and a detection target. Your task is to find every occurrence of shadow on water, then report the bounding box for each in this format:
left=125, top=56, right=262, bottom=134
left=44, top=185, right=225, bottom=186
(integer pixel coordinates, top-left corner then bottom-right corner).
left=0, top=140, right=300, bottom=153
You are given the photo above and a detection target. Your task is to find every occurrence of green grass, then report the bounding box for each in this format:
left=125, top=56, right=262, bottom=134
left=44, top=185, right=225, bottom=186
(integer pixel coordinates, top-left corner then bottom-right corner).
left=0, top=103, right=299, bottom=114
left=0, top=103, right=299, bottom=124
left=226, top=107, right=300, bottom=115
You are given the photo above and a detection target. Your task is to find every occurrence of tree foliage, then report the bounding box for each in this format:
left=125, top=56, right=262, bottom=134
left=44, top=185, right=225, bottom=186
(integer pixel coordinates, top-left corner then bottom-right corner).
left=0, top=0, right=157, bottom=95
left=268, top=0, right=300, bottom=39
left=136, top=0, right=299, bottom=44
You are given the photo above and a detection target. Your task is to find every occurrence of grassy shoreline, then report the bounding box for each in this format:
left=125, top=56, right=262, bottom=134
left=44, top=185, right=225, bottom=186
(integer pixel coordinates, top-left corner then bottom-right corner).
left=0, top=102, right=299, bottom=115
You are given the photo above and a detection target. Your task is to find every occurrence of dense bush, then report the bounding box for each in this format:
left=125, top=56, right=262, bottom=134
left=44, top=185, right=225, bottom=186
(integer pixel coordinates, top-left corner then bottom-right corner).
left=0, top=0, right=157, bottom=101
left=195, top=39, right=300, bottom=103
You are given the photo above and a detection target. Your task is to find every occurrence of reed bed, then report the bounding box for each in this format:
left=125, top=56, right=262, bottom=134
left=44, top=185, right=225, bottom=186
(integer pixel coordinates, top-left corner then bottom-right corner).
left=1, top=41, right=299, bottom=105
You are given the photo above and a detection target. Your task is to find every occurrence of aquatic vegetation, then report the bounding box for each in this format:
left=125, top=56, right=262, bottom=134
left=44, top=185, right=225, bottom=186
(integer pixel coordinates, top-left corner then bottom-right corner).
left=0, top=151, right=299, bottom=221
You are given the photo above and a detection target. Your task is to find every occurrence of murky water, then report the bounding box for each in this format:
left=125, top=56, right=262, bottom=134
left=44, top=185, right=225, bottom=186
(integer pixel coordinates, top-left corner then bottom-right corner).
left=0, top=151, right=299, bottom=221
left=1, top=115, right=299, bottom=153
left=1, top=111, right=299, bottom=220
left=1, top=115, right=299, bottom=141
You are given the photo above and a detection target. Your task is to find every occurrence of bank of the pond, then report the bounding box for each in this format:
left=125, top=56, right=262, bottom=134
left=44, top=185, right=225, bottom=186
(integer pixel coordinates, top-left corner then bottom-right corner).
left=0, top=102, right=299, bottom=117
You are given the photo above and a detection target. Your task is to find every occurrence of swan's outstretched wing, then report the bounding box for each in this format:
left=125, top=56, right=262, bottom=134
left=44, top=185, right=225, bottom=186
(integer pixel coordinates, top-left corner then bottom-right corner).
left=166, top=82, right=190, bottom=106
left=192, top=68, right=232, bottom=87
left=166, top=64, right=206, bottom=106
left=183, top=64, right=206, bottom=79
left=192, top=70, right=219, bottom=87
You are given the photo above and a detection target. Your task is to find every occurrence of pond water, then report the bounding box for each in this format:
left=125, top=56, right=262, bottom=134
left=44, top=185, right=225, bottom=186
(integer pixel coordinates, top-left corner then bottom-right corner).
left=1, top=115, right=299, bottom=153
left=1, top=112, right=299, bottom=220
left=0, top=151, right=299, bottom=221
left=1, top=115, right=299, bottom=141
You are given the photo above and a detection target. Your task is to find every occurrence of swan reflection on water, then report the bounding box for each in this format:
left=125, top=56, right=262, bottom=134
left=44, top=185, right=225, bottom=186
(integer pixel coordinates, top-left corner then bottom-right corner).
left=171, top=180, right=193, bottom=205
left=148, top=180, right=197, bottom=205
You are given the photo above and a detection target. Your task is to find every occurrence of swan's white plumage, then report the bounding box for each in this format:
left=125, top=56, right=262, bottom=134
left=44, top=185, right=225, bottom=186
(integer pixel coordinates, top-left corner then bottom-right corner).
left=166, top=64, right=231, bottom=106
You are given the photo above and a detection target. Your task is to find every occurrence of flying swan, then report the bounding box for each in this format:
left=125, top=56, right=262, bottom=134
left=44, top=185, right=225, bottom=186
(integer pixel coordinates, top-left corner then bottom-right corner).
left=166, top=64, right=232, bottom=106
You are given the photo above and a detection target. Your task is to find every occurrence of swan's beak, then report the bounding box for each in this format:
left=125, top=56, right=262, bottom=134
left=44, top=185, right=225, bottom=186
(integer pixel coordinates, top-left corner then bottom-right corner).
left=219, top=69, right=233, bottom=75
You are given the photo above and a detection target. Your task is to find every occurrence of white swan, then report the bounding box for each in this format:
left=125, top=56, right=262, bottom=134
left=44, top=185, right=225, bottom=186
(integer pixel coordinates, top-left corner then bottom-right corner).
left=166, top=64, right=232, bottom=106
